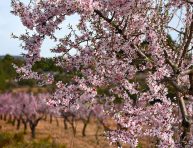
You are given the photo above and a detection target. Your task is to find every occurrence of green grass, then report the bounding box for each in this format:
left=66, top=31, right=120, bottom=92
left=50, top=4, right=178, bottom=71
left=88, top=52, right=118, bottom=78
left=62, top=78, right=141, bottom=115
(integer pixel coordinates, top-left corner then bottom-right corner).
left=0, top=132, right=66, bottom=148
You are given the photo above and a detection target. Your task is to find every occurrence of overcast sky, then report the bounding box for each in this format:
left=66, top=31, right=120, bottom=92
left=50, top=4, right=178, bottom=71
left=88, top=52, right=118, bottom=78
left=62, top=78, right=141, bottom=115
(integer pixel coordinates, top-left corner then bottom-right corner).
left=0, top=0, right=25, bottom=56
left=0, top=1, right=182, bottom=57
left=0, top=0, right=79, bottom=57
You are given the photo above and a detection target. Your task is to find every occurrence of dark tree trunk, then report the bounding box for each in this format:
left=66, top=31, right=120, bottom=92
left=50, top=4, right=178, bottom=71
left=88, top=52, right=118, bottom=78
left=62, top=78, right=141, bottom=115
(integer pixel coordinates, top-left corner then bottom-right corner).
left=12, top=117, right=16, bottom=126
left=49, top=115, right=52, bottom=123
left=63, top=118, right=68, bottom=130
left=82, top=117, right=90, bottom=137
left=3, top=114, right=7, bottom=121
left=8, top=115, right=12, bottom=122
left=62, top=113, right=76, bottom=136
left=23, top=121, right=27, bottom=134
left=72, top=123, right=76, bottom=136
left=70, top=117, right=76, bottom=136
left=180, top=120, right=191, bottom=147
left=82, top=121, right=88, bottom=137
left=116, top=142, right=122, bottom=148
left=178, top=95, right=192, bottom=146
left=29, top=117, right=42, bottom=139
left=44, top=115, right=47, bottom=121
left=82, top=112, right=92, bottom=137
left=16, top=119, right=21, bottom=130
left=30, top=124, right=36, bottom=139
left=0, top=115, right=2, bottom=120
left=55, top=118, right=59, bottom=126
left=95, top=123, right=100, bottom=145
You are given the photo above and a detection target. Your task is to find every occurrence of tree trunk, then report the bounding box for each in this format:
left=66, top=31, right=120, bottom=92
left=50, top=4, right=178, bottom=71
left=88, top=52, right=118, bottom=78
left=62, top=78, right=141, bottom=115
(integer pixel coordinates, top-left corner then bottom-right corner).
left=44, top=115, right=47, bottom=121
left=71, top=118, right=76, bottom=136
left=3, top=114, right=7, bottom=121
left=180, top=120, right=191, bottom=147
left=12, top=117, right=16, bottom=126
left=8, top=115, right=12, bottom=123
left=28, top=117, right=42, bottom=139
left=63, top=118, right=68, bottom=130
left=55, top=118, right=59, bottom=126
left=116, top=142, right=122, bottom=148
left=23, top=121, right=27, bottom=134
left=30, top=124, right=36, bottom=139
left=50, top=115, right=52, bottom=123
left=16, top=119, right=21, bottom=130
left=95, top=123, right=100, bottom=145
left=178, top=94, right=192, bottom=146
left=72, top=124, right=76, bottom=136
left=82, top=112, right=92, bottom=137
left=82, top=121, right=88, bottom=137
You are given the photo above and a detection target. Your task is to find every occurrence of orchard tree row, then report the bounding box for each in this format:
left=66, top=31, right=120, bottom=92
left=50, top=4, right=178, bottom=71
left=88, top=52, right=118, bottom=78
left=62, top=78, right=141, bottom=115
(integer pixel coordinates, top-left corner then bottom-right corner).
left=0, top=92, right=111, bottom=143
left=0, top=93, right=53, bottom=138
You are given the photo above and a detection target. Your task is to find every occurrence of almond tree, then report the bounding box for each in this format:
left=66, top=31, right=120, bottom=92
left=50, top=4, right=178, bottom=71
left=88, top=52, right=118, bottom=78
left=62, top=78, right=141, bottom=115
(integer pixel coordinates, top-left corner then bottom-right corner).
left=21, top=93, right=49, bottom=138
left=11, top=0, right=193, bottom=147
left=0, top=93, right=49, bottom=138
left=0, top=93, right=14, bottom=121
left=78, top=106, right=93, bottom=137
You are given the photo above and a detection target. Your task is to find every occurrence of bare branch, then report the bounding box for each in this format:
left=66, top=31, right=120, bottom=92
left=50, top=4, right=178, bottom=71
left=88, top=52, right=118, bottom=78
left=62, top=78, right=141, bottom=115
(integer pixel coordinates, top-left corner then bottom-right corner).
left=178, top=14, right=193, bottom=67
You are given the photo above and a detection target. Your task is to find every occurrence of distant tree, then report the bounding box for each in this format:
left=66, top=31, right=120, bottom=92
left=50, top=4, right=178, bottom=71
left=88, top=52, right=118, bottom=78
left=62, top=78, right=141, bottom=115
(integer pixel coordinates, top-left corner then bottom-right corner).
left=0, top=93, right=50, bottom=138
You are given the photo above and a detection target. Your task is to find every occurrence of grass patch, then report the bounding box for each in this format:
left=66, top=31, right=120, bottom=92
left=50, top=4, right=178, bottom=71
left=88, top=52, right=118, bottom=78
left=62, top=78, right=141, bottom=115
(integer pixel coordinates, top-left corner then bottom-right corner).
left=0, top=132, right=12, bottom=147
left=0, top=132, right=66, bottom=148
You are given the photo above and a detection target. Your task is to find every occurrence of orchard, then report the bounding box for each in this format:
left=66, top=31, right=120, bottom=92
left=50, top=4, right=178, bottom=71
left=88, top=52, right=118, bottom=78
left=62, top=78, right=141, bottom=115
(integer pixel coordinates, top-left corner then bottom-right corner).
left=0, top=0, right=193, bottom=147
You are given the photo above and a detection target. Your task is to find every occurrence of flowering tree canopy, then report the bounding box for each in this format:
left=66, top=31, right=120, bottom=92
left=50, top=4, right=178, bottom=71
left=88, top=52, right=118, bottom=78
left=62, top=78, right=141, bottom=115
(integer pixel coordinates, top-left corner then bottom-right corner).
left=11, top=0, right=193, bottom=147
left=0, top=93, right=50, bottom=138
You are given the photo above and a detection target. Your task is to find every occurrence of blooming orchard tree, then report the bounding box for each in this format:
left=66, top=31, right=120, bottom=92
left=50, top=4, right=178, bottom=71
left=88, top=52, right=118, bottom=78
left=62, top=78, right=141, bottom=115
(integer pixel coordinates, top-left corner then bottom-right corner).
left=0, top=93, right=49, bottom=138
left=77, top=105, right=93, bottom=137
left=11, top=0, right=193, bottom=147
left=0, top=93, right=14, bottom=121
left=19, top=93, right=49, bottom=138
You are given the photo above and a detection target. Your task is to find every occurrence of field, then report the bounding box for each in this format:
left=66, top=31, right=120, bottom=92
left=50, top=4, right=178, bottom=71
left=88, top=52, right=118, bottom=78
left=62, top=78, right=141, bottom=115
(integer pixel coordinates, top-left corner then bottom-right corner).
left=0, top=117, right=157, bottom=148
left=0, top=117, right=112, bottom=148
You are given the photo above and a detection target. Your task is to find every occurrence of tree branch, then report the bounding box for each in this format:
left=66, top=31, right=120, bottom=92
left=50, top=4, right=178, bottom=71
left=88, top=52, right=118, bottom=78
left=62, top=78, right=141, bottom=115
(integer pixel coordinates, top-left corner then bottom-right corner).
left=94, top=10, right=127, bottom=39
left=178, top=14, right=193, bottom=67
left=94, top=9, right=153, bottom=63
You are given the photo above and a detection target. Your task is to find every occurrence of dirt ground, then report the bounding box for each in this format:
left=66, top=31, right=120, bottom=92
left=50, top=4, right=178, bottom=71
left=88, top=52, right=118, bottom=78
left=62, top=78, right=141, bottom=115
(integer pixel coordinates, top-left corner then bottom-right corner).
left=0, top=117, right=156, bottom=148
left=0, top=117, right=114, bottom=148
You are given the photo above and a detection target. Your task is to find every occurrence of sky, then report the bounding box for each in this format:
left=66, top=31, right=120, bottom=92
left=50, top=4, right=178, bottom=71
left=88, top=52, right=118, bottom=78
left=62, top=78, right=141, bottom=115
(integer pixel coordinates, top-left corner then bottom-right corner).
left=0, top=0, right=79, bottom=57
left=0, top=1, right=183, bottom=57
left=0, top=0, right=25, bottom=56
